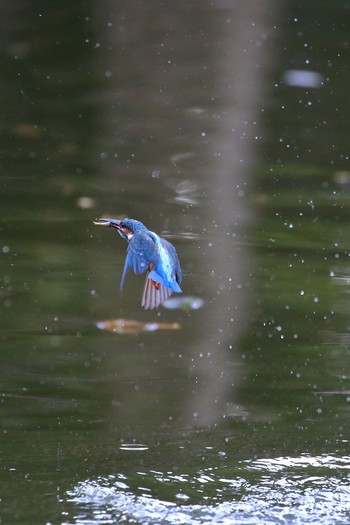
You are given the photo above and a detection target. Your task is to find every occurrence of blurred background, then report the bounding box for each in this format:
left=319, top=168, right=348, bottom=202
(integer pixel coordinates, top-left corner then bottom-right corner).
left=1, top=1, right=350, bottom=523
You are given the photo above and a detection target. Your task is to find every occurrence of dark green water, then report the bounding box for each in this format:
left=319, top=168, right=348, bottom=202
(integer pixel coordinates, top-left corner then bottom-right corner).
left=1, top=1, right=350, bottom=523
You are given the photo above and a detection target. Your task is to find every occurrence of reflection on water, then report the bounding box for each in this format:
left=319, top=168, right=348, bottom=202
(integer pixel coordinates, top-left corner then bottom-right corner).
left=67, top=454, right=350, bottom=525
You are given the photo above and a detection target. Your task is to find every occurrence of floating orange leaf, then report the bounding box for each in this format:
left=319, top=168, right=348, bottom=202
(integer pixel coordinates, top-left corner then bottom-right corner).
left=96, top=318, right=181, bottom=334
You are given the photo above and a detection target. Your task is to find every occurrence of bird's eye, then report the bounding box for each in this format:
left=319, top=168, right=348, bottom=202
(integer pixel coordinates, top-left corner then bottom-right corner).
left=120, top=222, right=125, bottom=228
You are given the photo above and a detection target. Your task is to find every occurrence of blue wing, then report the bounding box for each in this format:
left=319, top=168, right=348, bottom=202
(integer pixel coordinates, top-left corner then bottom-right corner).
left=119, top=230, right=182, bottom=307
left=160, top=238, right=182, bottom=286
left=148, top=269, right=182, bottom=292
left=120, top=232, right=157, bottom=290
left=146, top=237, right=182, bottom=292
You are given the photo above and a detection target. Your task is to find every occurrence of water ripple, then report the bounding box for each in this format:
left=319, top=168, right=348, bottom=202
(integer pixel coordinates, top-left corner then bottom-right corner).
left=66, top=453, right=350, bottom=524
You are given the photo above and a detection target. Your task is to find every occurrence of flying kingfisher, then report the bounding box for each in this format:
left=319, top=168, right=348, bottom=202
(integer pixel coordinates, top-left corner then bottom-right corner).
left=93, top=218, right=182, bottom=310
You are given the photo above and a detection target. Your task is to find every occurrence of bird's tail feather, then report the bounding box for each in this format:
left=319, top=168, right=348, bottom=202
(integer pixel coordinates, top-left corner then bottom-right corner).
left=141, top=273, right=173, bottom=310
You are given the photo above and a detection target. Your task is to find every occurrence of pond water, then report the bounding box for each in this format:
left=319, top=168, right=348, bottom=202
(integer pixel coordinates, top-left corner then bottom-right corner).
left=1, top=1, right=350, bottom=524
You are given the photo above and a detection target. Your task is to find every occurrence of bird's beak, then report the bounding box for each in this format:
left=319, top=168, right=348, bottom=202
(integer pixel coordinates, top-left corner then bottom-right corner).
left=93, top=218, right=122, bottom=229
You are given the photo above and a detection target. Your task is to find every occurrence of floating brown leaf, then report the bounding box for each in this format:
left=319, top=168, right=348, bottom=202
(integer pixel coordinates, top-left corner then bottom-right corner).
left=96, top=318, right=181, bottom=334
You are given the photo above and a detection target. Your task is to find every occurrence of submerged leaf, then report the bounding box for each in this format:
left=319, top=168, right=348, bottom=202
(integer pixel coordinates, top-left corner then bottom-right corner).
left=0, top=289, right=22, bottom=299
left=96, top=318, right=181, bottom=334
left=163, top=296, right=204, bottom=310
left=76, top=196, right=96, bottom=209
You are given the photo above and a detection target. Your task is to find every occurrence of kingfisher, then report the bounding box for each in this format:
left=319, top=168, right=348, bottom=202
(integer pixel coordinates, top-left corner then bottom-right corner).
left=93, top=218, right=182, bottom=310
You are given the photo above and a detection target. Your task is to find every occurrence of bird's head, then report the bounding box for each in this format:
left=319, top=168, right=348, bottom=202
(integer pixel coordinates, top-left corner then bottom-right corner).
left=93, top=218, right=147, bottom=240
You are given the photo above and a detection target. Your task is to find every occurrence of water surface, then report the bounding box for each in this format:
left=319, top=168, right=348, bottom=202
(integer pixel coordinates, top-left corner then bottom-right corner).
left=1, top=1, right=350, bottom=523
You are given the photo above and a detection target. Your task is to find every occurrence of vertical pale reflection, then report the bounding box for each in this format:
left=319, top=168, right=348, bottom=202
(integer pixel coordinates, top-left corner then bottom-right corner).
left=91, top=1, right=279, bottom=431
left=186, top=2, right=276, bottom=427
